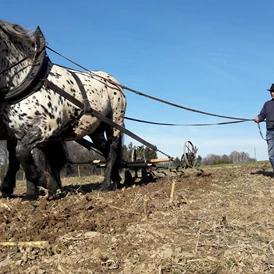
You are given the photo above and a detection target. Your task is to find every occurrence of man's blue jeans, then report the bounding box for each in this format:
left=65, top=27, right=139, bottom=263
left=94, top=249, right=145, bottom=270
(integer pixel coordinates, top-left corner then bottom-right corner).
left=266, top=130, right=274, bottom=171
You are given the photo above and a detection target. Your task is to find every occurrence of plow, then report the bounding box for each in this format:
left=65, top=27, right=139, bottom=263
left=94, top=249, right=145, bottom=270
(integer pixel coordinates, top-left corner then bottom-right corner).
left=41, top=31, right=251, bottom=188
left=70, top=139, right=200, bottom=186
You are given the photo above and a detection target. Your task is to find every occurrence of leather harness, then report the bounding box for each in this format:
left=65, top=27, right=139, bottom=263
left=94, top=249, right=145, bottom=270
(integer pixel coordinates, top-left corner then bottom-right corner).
left=4, top=27, right=49, bottom=104
left=1, top=27, right=157, bottom=151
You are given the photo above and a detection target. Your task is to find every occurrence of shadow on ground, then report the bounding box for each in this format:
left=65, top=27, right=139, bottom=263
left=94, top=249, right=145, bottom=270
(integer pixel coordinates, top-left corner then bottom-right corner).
left=250, top=170, right=274, bottom=177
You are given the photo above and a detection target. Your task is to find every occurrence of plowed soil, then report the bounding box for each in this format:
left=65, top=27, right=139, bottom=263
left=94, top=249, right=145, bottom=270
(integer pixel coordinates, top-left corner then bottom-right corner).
left=1, top=162, right=274, bottom=274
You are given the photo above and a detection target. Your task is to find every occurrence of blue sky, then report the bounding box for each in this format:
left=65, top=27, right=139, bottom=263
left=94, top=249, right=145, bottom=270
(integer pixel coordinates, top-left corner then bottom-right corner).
left=2, top=0, right=274, bottom=161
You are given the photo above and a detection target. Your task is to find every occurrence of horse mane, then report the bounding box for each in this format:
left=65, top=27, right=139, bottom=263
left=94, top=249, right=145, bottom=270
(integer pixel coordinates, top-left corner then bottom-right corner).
left=0, top=20, right=32, bottom=41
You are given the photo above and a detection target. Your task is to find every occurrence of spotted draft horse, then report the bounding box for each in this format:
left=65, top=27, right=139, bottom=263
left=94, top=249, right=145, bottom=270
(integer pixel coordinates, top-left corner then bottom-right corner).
left=0, top=19, right=126, bottom=200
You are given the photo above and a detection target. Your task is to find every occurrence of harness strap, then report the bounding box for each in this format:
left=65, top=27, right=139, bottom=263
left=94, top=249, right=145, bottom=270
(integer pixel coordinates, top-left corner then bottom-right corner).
left=44, top=79, right=84, bottom=110
left=86, top=109, right=158, bottom=151
left=68, top=70, right=92, bottom=114
left=43, top=79, right=157, bottom=151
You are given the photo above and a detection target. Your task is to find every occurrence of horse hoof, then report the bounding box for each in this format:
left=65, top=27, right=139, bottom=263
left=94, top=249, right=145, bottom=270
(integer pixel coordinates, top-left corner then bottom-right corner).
left=22, top=194, right=38, bottom=201
left=99, top=181, right=111, bottom=192
left=100, top=181, right=118, bottom=191
left=47, top=194, right=58, bottom=201
left=1, top=192, right=12, bottom=198
left=1, top=186, right=14, bottom=198
left=99, top=186, right=110, bottom=192
left=111, top=183, right=118, bottom=191
left=117, top=182, right=124, bottom=189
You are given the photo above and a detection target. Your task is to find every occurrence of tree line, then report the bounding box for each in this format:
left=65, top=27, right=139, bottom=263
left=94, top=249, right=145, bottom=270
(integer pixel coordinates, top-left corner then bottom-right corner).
left=150, top=150, right=255, bottom=167
left=201, top=150, right=255, bottom=165
left=0, top=139, right=256, bottom=179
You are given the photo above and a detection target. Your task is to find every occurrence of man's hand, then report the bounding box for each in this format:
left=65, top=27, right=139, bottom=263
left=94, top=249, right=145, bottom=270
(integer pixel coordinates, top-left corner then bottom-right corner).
left=254, top=116, right=260, bottom=123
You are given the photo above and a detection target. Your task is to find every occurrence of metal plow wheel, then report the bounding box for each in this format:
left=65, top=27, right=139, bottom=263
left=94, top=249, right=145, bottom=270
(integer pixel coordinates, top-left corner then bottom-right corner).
left=181, top=141, right=198, bottom=168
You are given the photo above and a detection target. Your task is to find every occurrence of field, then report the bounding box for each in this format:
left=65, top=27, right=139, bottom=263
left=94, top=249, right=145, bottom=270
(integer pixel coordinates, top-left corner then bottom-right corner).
left=1, top=161, right=274, bottom=273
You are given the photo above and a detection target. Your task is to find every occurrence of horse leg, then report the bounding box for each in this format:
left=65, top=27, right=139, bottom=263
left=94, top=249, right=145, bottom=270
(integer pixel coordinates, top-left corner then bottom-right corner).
left=90, top=127, right=122, bottom=190
left=39, top=141, right=68, bottom=196
left=104, top=121, right=123, bottom=190
left=109, top=134, right=123, bottom=190
left=89, top=125, right=113, bottom=190
left=15, top=138, right=51, bottom=200
left=1, top=139, right=20, bottom=198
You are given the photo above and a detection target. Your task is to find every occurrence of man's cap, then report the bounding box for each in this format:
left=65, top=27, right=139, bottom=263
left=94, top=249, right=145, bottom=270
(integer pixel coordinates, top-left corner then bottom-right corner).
left=267, top=83, right=274, bottom=91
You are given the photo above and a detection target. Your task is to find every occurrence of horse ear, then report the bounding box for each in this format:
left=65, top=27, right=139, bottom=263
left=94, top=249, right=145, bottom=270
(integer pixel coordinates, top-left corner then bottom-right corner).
left=32, top=26, right=46, bottom=54
left=32, top=26, right=45, bottom=42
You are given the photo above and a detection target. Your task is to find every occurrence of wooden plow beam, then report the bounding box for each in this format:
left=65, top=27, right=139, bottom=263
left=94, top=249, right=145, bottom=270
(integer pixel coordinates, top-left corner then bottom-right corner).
left=72, top=138, right=198, bottom=169
left=69, top=157, right=174, bottom=169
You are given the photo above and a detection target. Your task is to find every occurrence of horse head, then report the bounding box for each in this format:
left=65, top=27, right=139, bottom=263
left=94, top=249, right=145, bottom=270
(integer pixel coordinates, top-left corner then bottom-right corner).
left=0, top=20, right=47, bottom=102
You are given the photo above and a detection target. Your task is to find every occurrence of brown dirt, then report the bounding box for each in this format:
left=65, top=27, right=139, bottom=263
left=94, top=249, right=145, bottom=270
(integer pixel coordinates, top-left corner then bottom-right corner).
left=1, top=162, right=274, bottom=274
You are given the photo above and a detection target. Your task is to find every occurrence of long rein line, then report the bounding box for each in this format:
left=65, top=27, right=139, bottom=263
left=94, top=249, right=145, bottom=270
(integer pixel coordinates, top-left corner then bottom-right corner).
left=256, top=122, right=274, bottom=141
left=0, top=45, right=255, bottom=125
left=32, top=46, right=272, bottom=149
left=0, top=43, right=46, bottom=76
left=0, top=42, right=265, bottom=160
left=48, top=46, right=274, bottom=147
left=0, top=55, right=30, bottom=75
left=125, top=117, right=247, bottom=126
left=46, top=46, right=252, bottom=124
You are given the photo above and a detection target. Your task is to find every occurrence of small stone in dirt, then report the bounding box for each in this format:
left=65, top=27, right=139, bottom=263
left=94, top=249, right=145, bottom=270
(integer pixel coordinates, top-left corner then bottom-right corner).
left=84, top=231, right=101, bottom=238
left=93, top=247, right=107, bottom=261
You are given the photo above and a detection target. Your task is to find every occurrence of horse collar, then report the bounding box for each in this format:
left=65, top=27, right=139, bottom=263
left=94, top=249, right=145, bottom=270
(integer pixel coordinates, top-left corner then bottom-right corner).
left=3, top=26, right=49, bottom=104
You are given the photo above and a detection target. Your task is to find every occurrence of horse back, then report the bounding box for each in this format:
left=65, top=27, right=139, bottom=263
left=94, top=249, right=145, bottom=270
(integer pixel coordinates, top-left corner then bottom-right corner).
left=47, top=66, right=126, bottom=139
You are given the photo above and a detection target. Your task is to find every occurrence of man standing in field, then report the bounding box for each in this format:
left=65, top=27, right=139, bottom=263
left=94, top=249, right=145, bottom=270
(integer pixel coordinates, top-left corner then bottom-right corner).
left=254, top=84, right=274, bottom=172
